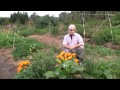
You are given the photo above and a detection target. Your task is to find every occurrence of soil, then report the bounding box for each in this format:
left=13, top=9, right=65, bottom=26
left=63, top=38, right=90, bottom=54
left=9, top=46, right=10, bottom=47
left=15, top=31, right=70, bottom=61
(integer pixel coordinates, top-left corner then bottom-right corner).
left=27, top=33, right=64, bottom=50
left=103, top=42, right=120, bottom=50
left=0, top=48, right=18, bottom=79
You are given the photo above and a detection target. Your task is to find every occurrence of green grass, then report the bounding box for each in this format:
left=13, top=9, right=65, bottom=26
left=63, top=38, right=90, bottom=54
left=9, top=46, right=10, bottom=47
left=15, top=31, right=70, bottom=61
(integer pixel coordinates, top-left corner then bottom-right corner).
left=82, top=59, right=120, bottom=79
left=84, top=43, right=120, bottom=61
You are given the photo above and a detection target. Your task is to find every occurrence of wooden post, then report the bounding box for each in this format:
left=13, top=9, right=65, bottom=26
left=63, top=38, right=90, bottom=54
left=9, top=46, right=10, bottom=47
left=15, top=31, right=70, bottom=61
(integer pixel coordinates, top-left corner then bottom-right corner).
left=82, top=13, right=85, bottom=39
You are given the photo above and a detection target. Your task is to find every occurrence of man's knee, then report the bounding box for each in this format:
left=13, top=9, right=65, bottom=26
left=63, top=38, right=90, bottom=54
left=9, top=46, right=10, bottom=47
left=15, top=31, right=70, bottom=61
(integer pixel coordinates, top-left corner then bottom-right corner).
left=75, top=47, right=84, bottom=54
left=75, top=47, right=84, bottom=60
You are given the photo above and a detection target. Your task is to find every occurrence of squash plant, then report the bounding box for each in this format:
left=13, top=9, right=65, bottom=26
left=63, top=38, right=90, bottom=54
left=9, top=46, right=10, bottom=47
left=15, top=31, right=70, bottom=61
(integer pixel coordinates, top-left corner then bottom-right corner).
left=44, top=51, right=84, bottom=79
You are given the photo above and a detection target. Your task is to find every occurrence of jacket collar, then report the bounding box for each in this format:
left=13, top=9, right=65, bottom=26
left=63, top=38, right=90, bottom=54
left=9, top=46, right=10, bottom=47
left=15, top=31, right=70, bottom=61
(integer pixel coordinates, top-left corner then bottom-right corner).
left=69, top=34, right=75, bottom=36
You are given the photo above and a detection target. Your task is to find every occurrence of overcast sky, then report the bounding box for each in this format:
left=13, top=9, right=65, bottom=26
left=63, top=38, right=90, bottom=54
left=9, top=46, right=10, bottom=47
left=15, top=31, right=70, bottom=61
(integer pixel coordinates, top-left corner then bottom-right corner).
left=0, top=11, right=71, bottom=17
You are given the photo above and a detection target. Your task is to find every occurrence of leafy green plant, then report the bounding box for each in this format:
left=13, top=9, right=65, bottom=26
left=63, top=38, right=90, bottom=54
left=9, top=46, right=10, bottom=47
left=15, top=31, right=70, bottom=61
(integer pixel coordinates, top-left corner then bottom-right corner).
left=12, top=42, right=30, bottom=60
left=15, top=50, right=56, bottom=79
left=111, top=12, right=120, bottom=26
left=91, top=28, right=112, bottom=45
left=0, top=32, right=22, bottom=48
left=44, top=59, right=84, bottom=79
left=50, top=27, right=60, bottom=36
left=44, top=51, right=84, bottom=79
left=81, top=59, right=120, bottom=79
left=76, top=24, right=94, bottom=38
left=12, top=38, right=46, bottom=60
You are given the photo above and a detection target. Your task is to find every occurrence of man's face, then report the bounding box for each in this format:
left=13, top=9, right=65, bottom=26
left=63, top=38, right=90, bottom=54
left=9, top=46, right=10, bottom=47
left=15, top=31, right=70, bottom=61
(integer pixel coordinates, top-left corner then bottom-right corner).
left=69, top=29, right=75, bottom=35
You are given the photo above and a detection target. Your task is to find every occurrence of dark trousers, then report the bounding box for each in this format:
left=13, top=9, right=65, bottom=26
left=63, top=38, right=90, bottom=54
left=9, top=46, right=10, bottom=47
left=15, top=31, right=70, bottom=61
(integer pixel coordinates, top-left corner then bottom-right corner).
left=69, top=47, right=84, bottom=62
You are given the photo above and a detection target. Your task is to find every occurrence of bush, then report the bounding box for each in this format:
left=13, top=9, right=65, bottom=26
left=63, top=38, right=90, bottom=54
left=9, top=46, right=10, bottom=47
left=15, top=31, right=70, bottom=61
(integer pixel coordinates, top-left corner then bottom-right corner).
left=14, top=50, right=56, bottom=79
left=18, top=28, right=34, bottom=37
left=0, top=33, right=23, bottom=48
left=34, top=28, right=48, bottom=35
left=75, top=24, right=94, bottom=38
left=50, top=27, right=59, bottom=36
left=91, top=28, right=112, bottom=45
left=113, top=35, right=120, bottom=45
left=35, top=15, right=59, bottom=29
left=12, top=38, right=46, bottom=60
left=111, top=12, right=120, bottom=26
left=12, top=42, right=30, bottom=60
left=17, top=27, right=48, bottom=37
left=82, top=60, right=120, bottom=79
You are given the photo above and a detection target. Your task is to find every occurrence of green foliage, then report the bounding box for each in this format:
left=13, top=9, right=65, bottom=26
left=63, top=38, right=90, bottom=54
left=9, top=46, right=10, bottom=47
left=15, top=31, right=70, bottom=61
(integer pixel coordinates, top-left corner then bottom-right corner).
left=111, top=12, right=120, bottom=26
left=18, top=28, right=34, bottom=37
left=91, top=25, right=120, bottom=45
left=0, top=32, right=22, bottom=48
left=44, top=58, right=84, bottom=79
left=50, top=45, right=61, bottom=54
left=15, top=42, right=120, bottom=79
left=12, top=42, right=30, bottom=60
left=15, top=50, right=56, bottom=79
left=113, top=35, right=120, bottom=45
left=30, top=12, right=39, bottom=23
left=0, top=17, right=10, bottom=25
left=112, top=26, right=120, bottom=45
left=50, top=27, right=60, bottom=36
left=75, top=24, right=94, bottom=38
left=35, top=17, right=48, bottom=28
left=34, top=28, right=48, bottom=35
left=85, top=43, right=120, bottom=57
left=12, top=38, right=46, bottom=60
left=82, top=60, right=120, bottom=79
left=91, top=28, right=112, bottom=45
left=15, top=25, right=48, bottom=37
left=35, top=15, right=59, bottom=29
left=10, top=11, right=29, bottom=24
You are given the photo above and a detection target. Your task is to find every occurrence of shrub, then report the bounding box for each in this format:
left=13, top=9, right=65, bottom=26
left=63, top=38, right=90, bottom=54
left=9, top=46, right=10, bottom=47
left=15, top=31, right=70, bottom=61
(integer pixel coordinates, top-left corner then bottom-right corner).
left=14, top=50, right=56, bottom=79
left=12, top=38, right=46, bottom=60
left=91, top=28, right=112, bottom=45
left=50, top=27, right=59, bottom=36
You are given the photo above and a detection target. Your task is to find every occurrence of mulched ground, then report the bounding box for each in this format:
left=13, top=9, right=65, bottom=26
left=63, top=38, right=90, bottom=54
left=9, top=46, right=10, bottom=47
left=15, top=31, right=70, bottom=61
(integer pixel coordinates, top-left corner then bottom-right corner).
left=0, top=48, right=18, bottom=79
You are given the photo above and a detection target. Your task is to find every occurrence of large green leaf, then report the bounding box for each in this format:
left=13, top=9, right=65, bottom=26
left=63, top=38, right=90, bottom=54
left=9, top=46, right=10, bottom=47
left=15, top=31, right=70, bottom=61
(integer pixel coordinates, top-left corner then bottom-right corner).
left=81, top=73, right=95, bottom=79
left=104, top=70, right=113, bottom=79
left=44, top=71, right=56, bottom=79
left=58, top=74, right=67, bottom=79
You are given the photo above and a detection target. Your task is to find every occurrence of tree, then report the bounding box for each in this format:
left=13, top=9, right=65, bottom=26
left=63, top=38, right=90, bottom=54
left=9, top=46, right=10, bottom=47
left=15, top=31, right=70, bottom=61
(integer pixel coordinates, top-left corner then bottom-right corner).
left=10, top=11, right=29, bottom=24
left=35, top=15, right=59, bottom=29
left=30, top=12, right=39, bottom=23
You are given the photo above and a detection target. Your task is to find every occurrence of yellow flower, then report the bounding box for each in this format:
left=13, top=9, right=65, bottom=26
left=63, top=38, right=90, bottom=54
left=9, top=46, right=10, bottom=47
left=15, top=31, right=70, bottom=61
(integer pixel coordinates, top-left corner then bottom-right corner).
left=67, top=56, right=72, bottom=60
left=58, top=60, right=62, bottom=63
left=74, top=59, right=79, bottom=63
left=60, top=51, right=65, bottom=56
left=65, top=58, right=68, bottom=60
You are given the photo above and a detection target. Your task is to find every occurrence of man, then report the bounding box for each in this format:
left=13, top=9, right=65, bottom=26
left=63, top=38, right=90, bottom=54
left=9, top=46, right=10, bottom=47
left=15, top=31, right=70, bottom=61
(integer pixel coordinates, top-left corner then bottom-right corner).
left=62, top=24, right=84, bottom=62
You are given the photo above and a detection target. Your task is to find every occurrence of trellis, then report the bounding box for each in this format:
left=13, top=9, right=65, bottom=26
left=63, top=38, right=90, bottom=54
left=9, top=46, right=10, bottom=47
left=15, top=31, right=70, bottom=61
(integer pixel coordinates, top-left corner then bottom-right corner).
left=81, top=11, right=114, bottom=43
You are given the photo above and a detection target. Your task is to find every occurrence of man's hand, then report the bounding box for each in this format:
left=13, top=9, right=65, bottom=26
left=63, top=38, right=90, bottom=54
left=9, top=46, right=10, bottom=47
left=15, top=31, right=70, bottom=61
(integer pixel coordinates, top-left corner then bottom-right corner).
left=69, top=46, right=76, bottom=50
left=63, top=44, right=81, bottom=50
left=69, top=44, right=81, bottom=50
